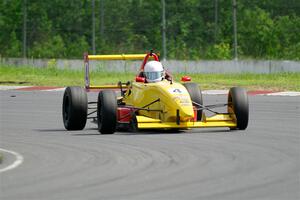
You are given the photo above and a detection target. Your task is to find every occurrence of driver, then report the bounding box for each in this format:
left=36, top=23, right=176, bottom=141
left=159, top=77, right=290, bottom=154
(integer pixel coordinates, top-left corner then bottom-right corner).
left=143, top=61, right=166, bottom=83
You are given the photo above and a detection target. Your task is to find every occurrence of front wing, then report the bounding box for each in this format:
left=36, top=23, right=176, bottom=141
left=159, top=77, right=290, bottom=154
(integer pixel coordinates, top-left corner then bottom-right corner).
left=136, top=114, right=237, bottom=129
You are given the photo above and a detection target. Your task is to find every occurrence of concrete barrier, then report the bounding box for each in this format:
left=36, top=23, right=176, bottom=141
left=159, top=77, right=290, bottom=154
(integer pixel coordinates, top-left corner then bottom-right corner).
left=1, top=57, right=299, bottom=74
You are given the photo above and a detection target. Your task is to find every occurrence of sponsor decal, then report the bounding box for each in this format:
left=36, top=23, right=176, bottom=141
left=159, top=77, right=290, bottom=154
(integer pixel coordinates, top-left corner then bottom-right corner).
left=169, top=88, right=188, bottom=94
left=172, top=96, right=191, bottom=106
left=173, top=88, right=182, bottom=93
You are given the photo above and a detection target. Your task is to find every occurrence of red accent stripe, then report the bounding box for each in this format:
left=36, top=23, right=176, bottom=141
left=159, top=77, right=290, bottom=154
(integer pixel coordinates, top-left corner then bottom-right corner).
left=247, top=91, right=275, bottom=95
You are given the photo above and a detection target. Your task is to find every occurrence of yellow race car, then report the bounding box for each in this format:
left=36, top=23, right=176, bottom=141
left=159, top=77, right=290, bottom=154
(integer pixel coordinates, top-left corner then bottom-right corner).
left=62, top=52, right=249, bottom=134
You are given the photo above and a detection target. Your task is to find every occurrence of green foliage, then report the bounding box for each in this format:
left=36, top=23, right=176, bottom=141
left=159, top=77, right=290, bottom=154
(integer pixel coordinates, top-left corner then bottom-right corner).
left=205, top=43, right=231, bottom=59
left=29, top=35, right=66, bottom=58
left=274, top=15, right=300, bottom=59
left=238, top=7, right=280, bottom=58
left=5, top=32, right=22, bottom=57
left=47, top=59, right=57, bottom=70
left=282, top=42, right=300, bottom=60
left=0, top=0, right=300, bottom=60
left=66, top=36, right=89, bottom=58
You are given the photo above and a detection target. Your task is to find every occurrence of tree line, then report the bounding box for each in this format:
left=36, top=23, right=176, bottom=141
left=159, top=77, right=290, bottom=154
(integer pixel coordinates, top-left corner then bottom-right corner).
left=1, top=0, right=300, bottom=60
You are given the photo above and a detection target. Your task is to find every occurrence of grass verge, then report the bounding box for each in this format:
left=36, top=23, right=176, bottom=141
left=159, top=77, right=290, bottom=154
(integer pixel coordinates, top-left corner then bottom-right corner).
left=1, top=65, right=300, bottom=91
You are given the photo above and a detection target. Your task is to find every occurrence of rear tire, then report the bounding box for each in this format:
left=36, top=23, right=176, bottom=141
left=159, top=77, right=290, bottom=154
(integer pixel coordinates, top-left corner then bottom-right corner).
left=228, top=87, right=249, bottom=130
left=62, top=86, right=87, bottom=130
left=97, top=90, right=117, bottom=134
left=183, top=82, right=203, bottom=121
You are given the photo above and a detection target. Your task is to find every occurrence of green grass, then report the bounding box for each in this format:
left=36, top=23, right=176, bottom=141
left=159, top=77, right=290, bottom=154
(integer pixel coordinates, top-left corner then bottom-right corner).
left=1, top=65, right=300, bottom=91
left=174, top=73, right=300, bottom=91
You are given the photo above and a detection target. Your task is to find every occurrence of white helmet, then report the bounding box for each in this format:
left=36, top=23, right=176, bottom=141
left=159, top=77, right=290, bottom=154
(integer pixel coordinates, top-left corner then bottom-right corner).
left=144, top=61, right=165, bottom=83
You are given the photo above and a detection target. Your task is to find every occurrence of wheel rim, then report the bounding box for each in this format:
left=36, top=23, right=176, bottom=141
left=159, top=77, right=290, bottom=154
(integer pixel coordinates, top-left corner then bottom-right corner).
left=228, top=93, right=234, bottom=114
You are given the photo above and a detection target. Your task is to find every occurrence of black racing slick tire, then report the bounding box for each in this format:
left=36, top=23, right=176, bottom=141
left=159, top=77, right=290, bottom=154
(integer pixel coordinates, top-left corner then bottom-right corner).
left=97, top=90, right=117, bottom=134
left=62, top=86, right=87, bottom=130
left=228, top=87, right=249, bottom=130
left=183, top=82, right=203, bottom=121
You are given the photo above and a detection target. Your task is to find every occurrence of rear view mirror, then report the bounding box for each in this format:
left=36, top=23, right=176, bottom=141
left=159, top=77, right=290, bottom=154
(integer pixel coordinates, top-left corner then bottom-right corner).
left=181, top=76, right=191, bottom=82
left=136, top=76, right=145, bottom=83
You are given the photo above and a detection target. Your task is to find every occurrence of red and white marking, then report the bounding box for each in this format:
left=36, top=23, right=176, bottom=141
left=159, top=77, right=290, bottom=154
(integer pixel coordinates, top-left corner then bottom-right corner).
left=0, top=86, right=299, bottom=96
left=264, top=91, right=300, bottom=96
left=200, top=90, right=300, bottom=96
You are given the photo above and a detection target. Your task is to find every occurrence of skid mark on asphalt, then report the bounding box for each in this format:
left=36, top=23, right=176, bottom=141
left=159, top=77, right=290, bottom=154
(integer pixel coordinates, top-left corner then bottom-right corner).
left=0, top=148, right=24, bottom=173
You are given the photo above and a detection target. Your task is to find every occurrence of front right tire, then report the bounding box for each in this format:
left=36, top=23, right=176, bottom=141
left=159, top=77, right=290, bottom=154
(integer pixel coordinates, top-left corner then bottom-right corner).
left=97, top=90, right=117, bottom=134
left=183, top=82, right=203, bottom=121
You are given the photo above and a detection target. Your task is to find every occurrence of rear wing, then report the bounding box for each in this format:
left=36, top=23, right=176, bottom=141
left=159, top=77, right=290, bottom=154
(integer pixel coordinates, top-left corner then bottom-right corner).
left=83, top=52, right=159, bottom=90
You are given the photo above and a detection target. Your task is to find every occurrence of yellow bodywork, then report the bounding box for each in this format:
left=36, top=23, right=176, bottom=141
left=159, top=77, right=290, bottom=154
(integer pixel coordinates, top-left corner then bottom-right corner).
left=136, top=115, right=236, bottom=129
left=122, top=79, right=237, bottom=129
left=88, top=54, right=150, bottom=60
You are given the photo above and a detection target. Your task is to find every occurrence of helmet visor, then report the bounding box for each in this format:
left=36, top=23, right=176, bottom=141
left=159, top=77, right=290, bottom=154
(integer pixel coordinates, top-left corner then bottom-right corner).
left=144, top=71, right=164, bottom=81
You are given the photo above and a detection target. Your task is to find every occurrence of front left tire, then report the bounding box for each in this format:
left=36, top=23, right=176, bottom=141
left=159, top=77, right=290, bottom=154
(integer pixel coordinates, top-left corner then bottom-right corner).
left=228, top=87, right=249, bottom=130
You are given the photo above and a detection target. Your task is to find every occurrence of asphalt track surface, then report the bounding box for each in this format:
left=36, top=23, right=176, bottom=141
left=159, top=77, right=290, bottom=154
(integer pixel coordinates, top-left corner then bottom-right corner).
left=0, top=90, right=299, bottom=200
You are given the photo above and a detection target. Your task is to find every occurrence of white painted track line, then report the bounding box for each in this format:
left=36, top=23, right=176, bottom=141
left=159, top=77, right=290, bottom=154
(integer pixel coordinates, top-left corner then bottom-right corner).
left=201, top=90, right=228, bottom=95
left=0, top=148, right=24, bottom=173
left=264, top=91, right=300, bottom=96
left=0, top=86, right=31, bottom=90
left=42, top=87, right=66, bottom=91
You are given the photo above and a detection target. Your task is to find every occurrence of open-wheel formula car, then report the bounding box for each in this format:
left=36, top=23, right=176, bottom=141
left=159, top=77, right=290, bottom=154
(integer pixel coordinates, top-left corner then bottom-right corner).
left=62, top=52, right=249, bottom=134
